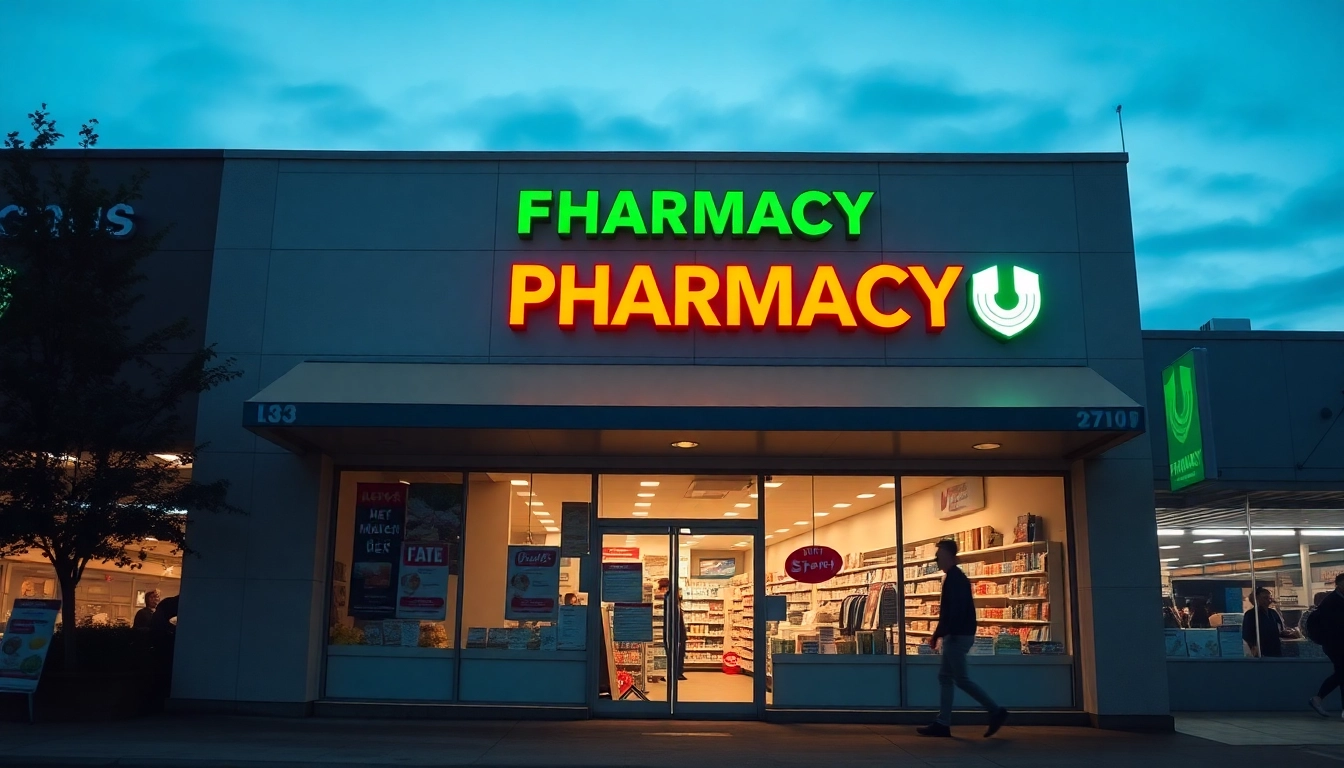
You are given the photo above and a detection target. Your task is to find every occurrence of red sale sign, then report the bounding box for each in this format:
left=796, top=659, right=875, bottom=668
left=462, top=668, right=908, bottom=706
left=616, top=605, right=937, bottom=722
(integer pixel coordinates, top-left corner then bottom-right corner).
left=785, top=545, right=843, bottom=584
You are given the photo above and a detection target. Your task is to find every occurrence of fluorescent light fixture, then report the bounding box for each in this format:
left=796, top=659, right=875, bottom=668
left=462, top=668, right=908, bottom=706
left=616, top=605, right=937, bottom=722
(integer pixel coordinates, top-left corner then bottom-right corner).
left=794, top=521, right=809, bottom=526
left=1160, top=557, right=1179, bottom=562
left=723, top=512, right=739, bottom=517
left=735, top=503, right=751, bottom=508
left=635, top=502, right=652, bottom=507
left=1250, top=529, right=1296, bottom=536
left=532, top=509, right=546, bottom=516
left=1252, top=548, right=1265, bottom=553
left=527, top=501, right=544, bottom=506
left=1192, top=539, right=1222, bottom=544
left=539, top=519, right=554, bottom=525
left=510, top=480, right=529, bottom=486
left=693, top=534, right=705, bottom=539
left=632, top=511, right=649, bottom=517
left=680, top=528, right=691, bottom=534
left=857, top=493, right=876, bottom=499
left=765, top=535, right=774, bottom=540
left=814, top=512, right=829, bottom=517
left=516, top=492, right=531, bottom=497
left=640, top=481, right=660, bottom=487
left=637, top=493, right=656, bottom=498
left=879, top=482, right=896, bottom=489
left=1284, top=553, right=1300, bottom=557
left=1159, top=545, right=1180, bottom=550
left=1201, top=553, right=1224, bottom=557
left=545, top=526, right=559, bottom=532
left=749, top=493, right=759, bottom=498
left=1325, top=548, right=1344, bottom=553
left=833, top=503, right=851, bottom=509
left=1157, top=529, right=1184, bottom=536
left=764, top=482, right=783, bottom=488
left=1301, top=530, right=1344, bottom=536
left=1192, top=529, right=1245, bottom=536
left=775, top=529, right=790, bottom=534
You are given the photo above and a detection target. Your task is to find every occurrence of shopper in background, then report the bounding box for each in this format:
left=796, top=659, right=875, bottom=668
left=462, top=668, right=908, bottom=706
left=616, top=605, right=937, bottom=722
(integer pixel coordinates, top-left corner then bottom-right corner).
left=917, top=540, right=1009, bottom=739
left=1306, top=574, right=1344, bottom=719
left=1300, top=591, right=1329, bottom=639
left=656, top=578, right=687, bottom=682
left=1187, top=597, right=1212, bottom=629
left=133, top=590, right=160, bottom=630
left=1242, top=587, right=1288, bottom=657
left=563, top=592, right=579, bottom=606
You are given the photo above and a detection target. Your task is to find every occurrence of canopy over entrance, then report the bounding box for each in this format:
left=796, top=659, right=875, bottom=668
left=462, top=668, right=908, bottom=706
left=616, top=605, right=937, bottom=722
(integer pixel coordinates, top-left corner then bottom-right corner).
left=243, top=362, right=1144, bottom=460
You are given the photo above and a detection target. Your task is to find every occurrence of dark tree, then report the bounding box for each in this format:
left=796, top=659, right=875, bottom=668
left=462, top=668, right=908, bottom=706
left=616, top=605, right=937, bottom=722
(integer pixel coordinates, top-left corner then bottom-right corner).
left=0, top=106, right=240, bottom=671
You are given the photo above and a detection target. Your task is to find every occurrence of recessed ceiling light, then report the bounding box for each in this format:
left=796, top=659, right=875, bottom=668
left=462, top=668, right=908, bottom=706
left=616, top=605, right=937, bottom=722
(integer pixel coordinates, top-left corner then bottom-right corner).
left=532, top=509, right=546, bottom=516
left=539, top=519, right=554, bottom=525
left=1157, top=529, right=1184, bottom=536
left=635, top=502, right=652, bottom=507
left=671, top=440, right=699, bottom=449
left=545, top=526, right=559, bottom=532
left=814, top=512, right=829, bottom=517
left=833, top=503, right=851, bottom=509
left=1326, top=548, right=1344, bottom=553
left=637, top=493, right=656, bottom=498
left=775, top=528, right=790, bottom=533
left=724, top=512, right=740, bottom=517
left=735, top=503, right=751, bottom=508
left=511, top=480, right=529, bottom=486
left=1250, top=529, right=1295, bottom=536
left=765, top=482, right=783, bottom=488
left=516, top=492, right=532, bottom=497
left=749, top=493, right=759, bottom=498
left=765, top=535, right=774, bottom=539
left=1302, top=530, right=1344, bottom=536
left=794, top=521, right=809, bottom=526
left=633, top=511, right=649, bottom=517
left=1160, top=557, right=1179, bottom=562
left=879, top=482, right=895, bottom=489
left=528, top=501, right=544, bottom=506
left=1252, top=548, right=1265, bottom=553
left=1283, top=553, right=1300, bottom=557
left=693, top=534, right=705, bottom=539
left=1192, top=529, right=1245, bottom=536
left=1202, top=553, right=1224, bottom=557
left=1192, top=539, right=1221, bottom=544
left=1159, top=545, right=1180, bottom=550
left=973, top=442, right=1001, bottom=451
left=640, top=481, right=660, bottom=487
left=857, top=493, right=875, bottom=499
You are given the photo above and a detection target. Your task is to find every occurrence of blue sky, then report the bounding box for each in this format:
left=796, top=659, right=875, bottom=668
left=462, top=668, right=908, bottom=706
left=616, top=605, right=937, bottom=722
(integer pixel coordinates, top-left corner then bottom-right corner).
left=5, top=1, right=1342, bottom=331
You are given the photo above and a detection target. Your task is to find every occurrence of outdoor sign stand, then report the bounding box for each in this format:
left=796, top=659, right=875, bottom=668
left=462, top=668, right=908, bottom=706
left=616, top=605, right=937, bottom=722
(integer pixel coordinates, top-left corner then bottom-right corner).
left=600, top=604, right=649, bottom=701
left=0, top=599, right=62, bottom=724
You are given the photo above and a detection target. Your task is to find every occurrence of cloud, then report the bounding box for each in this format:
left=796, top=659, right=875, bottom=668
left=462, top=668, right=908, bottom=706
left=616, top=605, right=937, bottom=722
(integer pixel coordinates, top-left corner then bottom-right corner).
left=1137, top=170, right=1344, bottom=256
left=1161, top=167, right=1276, bottom=196
left=1142, top=257, right=1344, bottom=331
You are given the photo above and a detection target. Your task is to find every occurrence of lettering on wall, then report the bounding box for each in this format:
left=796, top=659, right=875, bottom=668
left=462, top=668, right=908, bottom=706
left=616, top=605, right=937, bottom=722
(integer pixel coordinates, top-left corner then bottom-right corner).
left=0, top=203, right=136, bottom=239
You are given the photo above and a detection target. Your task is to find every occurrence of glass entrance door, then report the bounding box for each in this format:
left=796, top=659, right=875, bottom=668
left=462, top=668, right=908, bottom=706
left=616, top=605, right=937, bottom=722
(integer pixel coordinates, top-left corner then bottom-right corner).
left=592, top=524, right=760, bottom=718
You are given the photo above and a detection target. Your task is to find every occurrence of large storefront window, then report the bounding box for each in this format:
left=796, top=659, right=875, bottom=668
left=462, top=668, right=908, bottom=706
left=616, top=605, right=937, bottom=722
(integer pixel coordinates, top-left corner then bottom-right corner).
left=1, top=550, right=182, bottom=628
left=1157, top=500, right=1344, bottom=661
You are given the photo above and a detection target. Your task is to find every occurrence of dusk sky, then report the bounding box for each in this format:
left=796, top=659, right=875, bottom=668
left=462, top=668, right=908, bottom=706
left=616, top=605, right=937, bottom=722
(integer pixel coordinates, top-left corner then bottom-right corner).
left=6, top=1, right=1342, bottom=331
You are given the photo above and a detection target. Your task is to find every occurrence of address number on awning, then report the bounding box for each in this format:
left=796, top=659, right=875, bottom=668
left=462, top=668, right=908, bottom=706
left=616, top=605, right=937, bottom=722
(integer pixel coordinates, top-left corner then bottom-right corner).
left=255, top=403, right=297, bottom=425
left=1076, top=409, right=1141, bottom=430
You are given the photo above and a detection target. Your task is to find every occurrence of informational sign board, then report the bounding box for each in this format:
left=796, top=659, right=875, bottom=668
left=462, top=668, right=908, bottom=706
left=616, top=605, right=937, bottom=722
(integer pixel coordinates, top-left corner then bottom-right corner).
left=560, top=502, right=591, bottom=558
left=601, top=562, right=644, bottom=603
left=611, top=603, right=654, bottom=642
left=396, top=542, right=450, bottom=621
left=506, top=546, right=561, bottom=620
left=557, top=605, right=587, bottom=650
left=0, top=599, right=61, bottom=693
left=785, top=546, right=844, bottom=584
left=350, top=483, right=406, bottom=619
left=601, top=547, right=640, bottom=560
left=1163, top=348, right=1218, bottom=491
left=934, top=477, right=986, bottom=520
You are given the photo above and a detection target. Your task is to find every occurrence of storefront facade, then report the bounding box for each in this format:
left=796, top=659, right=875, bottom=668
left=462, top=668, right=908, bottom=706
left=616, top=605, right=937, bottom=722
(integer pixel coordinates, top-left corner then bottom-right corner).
left=146, top=150, right=1164, bottom=727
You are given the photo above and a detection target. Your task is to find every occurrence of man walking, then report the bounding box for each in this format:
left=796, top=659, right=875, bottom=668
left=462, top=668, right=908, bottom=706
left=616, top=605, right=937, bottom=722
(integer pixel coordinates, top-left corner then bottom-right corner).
left=1307, top=573, right=1344, bottom=719
left=656, top=578, right=687, bottom=682
left=917, top=540, right=1009, bottom=738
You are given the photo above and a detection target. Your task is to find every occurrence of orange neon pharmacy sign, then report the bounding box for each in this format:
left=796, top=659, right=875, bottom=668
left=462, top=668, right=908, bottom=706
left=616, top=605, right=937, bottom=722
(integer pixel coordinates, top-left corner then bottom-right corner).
left=507, top=263, right=964, bottom=332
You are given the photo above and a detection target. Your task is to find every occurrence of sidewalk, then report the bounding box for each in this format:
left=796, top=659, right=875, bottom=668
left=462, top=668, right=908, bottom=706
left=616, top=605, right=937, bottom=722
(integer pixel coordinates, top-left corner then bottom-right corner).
left=0, top=714, right=1341, bottom=768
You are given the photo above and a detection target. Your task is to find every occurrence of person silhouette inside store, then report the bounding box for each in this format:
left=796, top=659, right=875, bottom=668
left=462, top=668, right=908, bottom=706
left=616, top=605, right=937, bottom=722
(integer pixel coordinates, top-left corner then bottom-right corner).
left=657, top=578, right=687, bottom=682
left=133, top=590, right=160, bottom=630
left=1243, top=587, right=1289, bottom=657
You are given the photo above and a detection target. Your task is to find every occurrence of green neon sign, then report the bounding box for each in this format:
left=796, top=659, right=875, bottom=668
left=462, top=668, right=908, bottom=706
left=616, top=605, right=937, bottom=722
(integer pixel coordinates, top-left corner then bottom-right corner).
left=516, top=189, right=873, bottom=240
left=967, top=264, right=1043, bottom=341
left=1163, top=348, right=1214, bottom=491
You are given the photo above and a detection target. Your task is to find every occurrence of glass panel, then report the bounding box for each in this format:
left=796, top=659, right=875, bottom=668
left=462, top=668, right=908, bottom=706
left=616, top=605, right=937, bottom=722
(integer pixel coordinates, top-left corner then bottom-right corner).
left=599, top=532, right=670, bottom=706
left=598, top=474, right=758, bottom=519
left=900, top=476, right=1069, bottom=658
left=329, top=471, right=463, bottom=652
left=677, top=529, right=752, bottom=705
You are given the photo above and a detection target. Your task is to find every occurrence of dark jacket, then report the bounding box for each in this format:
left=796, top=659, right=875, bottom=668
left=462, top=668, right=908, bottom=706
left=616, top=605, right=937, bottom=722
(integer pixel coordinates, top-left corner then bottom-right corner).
left=934, top=566, right=977, bottom=639
left=1242, top=607, right=1284, bottom=656
left=1313, top=591, right=1344, bottom=654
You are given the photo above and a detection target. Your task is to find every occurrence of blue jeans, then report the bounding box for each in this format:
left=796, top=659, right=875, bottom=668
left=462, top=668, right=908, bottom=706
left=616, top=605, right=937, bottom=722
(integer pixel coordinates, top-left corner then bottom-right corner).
left=938, top=635, right=1000, bottom=725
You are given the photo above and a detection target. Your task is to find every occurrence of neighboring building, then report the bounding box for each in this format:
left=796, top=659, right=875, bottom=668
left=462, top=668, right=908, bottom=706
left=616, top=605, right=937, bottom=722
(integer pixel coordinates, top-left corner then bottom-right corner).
left=2, top=150, right=1339, bottom=725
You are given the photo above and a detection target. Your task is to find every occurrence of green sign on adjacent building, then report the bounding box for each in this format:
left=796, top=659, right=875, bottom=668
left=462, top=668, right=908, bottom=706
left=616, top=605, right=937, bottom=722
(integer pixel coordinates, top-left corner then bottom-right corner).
left=1162, top=348, right=1216, bottom=491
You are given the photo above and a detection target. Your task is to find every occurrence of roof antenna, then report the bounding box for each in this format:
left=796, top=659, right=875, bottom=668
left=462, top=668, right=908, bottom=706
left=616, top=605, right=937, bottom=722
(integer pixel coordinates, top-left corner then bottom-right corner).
left=1115, top=104, right=1126, bottom=153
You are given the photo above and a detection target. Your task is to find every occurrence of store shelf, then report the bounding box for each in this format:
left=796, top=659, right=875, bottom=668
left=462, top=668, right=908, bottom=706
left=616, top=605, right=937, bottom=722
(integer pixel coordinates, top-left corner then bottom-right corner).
left=906, top=569, right=1045, bottom=584
left=904, top=592, right=1048, bottom=601
left=904, top=540, right=1047, bottom=566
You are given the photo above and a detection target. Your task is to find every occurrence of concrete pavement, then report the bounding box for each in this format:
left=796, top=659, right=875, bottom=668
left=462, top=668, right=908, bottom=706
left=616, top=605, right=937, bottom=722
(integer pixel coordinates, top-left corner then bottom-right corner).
left=0, top=714, right=1341, bottom=767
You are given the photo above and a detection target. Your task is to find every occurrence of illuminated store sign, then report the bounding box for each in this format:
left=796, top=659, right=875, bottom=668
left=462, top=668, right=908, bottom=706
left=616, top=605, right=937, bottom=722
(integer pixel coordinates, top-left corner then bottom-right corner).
left=508, top=189, right=1043, bottom=339
left=1163, top=348, right=1218, bottom=491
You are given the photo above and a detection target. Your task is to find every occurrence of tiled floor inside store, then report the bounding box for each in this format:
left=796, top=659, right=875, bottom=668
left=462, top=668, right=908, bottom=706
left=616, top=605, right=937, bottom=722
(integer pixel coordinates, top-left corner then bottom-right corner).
left=645, top=670, right=757, bottom=703
left=1175, top=711, right=1344, bottom=745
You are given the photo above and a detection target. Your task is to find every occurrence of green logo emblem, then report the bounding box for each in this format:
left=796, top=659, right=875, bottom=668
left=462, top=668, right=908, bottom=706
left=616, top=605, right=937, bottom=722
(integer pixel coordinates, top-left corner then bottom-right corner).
left=1163, top=350, right=1208, bottom=491
left=967, top=264, right=1042, bottom=341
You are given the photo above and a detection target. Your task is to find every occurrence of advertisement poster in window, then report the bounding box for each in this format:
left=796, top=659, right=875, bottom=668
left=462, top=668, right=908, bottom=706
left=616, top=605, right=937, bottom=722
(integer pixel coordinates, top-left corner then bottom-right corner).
left=506, top=546, right=561, bottom=620
left=601, top=562, right=644, bottom=603
left=0, top=599, right=61, bottom=693
left=406, top=483, right=464, bottom=574
left=396, top=542, right=450, bottom=621
left=351, top=483, right=406, bottom=619
left=560, top=501, right=590, bottom=558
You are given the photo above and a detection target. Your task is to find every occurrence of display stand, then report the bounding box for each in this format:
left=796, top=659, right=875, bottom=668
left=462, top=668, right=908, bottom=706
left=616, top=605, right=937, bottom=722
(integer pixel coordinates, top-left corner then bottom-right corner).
left=601, top=603, right=649, bottom=701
